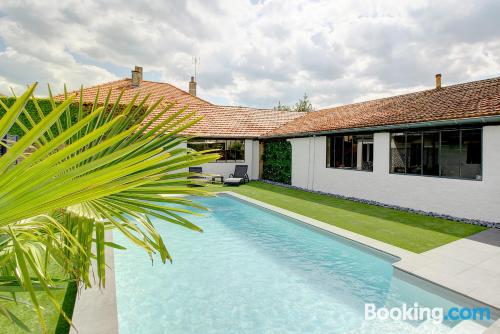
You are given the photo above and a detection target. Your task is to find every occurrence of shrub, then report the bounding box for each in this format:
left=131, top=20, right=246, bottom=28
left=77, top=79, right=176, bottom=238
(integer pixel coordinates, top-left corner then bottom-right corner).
left=262, top=140, right=292, bottom=184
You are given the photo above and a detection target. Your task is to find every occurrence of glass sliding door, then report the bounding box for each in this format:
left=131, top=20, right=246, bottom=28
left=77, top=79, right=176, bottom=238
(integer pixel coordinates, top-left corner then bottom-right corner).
left=440, top=130, right=461, bottom=177
left=333, top=136, right=343, bottom=168
left=343, top=136, right=353, bottom=168
left=461, top=129, right=482, bottom=180
left=406, top=133, right=422, bottom=175
left=423, top=131, right=439, bottom=176
left=362, top=142, right=373, bottom=171
left=391, top=133, right=407, bottom=174
left=390, top=127, right=482, bottom=180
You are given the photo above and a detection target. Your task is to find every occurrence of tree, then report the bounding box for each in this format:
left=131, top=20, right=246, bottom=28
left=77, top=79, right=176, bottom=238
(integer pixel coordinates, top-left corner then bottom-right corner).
left=273, top=101, right=291, bottom=111
left=294, top=93, right=313, bottom=112
left=0, top=83, right=218, bottom=332
left=273, top=94, right=314, bottom=113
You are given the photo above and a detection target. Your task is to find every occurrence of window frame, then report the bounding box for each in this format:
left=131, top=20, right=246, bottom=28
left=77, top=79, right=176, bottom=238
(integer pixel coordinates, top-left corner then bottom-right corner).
left=187, top=138, right=245, bottom=163
left=389, top=127, right=483, bottom=181
left=326, top=133, right=374, bottom=172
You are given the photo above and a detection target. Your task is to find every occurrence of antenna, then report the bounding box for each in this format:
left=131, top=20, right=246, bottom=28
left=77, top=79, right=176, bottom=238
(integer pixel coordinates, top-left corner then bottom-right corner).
left=192, top=56, right=199, bottom=81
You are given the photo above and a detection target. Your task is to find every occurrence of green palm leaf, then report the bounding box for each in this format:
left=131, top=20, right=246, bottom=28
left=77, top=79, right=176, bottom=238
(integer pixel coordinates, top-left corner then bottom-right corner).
left=0, top=83, right=219, bottom=332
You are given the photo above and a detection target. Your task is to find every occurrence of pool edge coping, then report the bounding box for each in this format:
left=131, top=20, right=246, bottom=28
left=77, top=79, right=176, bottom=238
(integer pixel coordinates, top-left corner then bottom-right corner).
left=220, top=191, right=500, bottom=315
left=219, top=191, right=415, bottom=260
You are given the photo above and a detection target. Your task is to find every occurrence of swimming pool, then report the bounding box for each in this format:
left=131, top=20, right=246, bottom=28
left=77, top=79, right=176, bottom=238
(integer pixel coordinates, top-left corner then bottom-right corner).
left=114, top=194, right=495, bottom=333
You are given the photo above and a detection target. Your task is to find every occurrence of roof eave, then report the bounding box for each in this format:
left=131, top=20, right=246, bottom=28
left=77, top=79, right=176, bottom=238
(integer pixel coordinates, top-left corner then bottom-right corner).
left=180, top=133, right=261, bottom=139
left=260, top=115, right=500, bottom=139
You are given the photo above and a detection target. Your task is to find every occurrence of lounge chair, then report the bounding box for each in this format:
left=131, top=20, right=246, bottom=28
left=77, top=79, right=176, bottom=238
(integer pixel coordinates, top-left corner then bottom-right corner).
left=188, top=166, right=208, bottom=185
left=188, top=166, right=203, bottom=179
left=224, top=165, right=249, bottom=186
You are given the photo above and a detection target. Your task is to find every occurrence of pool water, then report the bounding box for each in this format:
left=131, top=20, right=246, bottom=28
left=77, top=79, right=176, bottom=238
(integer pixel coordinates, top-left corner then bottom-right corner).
left=114, top=195, right=495, bottom=333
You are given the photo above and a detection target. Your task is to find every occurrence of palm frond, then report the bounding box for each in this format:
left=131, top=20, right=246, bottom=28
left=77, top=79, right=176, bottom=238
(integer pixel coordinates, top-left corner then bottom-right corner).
left=0, top=83, right=218, bottom=332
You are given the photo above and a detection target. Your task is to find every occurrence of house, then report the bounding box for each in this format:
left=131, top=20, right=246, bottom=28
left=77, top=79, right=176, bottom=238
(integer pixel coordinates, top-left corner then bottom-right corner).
left=264, top=74, right=500, bottom=224
left=60, top=68, right=500, bottom=224
left=56, top=66, right=303, bottom=180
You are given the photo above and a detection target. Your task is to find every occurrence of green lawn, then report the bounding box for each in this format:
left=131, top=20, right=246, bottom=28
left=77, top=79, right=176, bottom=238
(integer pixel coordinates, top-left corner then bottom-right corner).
left=203, top=181, right=485, bottom=253
left=0, top=270, right=77, bottom=334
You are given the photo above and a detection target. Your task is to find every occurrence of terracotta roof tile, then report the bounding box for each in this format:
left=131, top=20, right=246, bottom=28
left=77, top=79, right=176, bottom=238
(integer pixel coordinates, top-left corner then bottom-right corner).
left=172, top=105, right=304, bottom=138
left=56, top=78, right=212, bottom=107
left=266, top=76, right=500, bottom=137
left=55, top=79, right=302, bottom=138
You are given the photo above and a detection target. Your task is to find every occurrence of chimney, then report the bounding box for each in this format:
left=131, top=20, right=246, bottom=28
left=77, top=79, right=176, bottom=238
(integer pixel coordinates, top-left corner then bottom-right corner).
left=435, top=73, right=442, bottom=89
left=131, top=66, right=143, bottom=87
left=189, top=76, right=197, bottom=96
left=135, top=66, right=143, bottom=81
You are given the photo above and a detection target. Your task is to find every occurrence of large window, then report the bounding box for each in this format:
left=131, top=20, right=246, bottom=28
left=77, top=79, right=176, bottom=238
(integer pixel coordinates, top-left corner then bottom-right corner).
left=187, top=138, right=245, bottom=162
left=390, top=128, right=482, bottom=180
left=327, top=134, right=374, bottom=171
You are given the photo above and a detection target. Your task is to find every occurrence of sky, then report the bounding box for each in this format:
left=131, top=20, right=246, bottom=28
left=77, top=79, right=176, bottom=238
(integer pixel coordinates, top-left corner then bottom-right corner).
left=0, top=0, right=499, bottom=109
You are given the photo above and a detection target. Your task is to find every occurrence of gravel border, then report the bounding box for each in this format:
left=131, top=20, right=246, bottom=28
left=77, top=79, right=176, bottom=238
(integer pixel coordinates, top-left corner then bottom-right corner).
left=258, top=179, right=499, bottom=229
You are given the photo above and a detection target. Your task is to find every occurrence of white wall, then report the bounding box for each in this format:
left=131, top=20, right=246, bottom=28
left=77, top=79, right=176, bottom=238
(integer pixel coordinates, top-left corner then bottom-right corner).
left=289, top=125, right=500, bottom=223
left=251, top=140, right=260, bottom=180
left=290, top=137, right=313, bottom=189
left=195, top=139, right=257, bottom=179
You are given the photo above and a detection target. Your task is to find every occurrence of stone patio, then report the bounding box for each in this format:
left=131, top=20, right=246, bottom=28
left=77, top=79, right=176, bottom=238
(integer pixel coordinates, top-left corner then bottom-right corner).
left=394, top=228, right=500, bottom=309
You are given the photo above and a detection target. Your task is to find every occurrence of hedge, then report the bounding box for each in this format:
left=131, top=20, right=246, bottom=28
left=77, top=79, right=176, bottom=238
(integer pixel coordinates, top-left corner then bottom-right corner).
left=0, top=97, right=88, bottom=138
left=0, top=97, right=137, bottom=138
left=262, top=140, right=292, bottom=184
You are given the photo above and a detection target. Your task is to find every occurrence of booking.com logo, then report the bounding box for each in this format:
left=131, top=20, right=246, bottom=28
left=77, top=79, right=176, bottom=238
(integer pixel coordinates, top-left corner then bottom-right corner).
left=365, top=303, right=491, bottom=324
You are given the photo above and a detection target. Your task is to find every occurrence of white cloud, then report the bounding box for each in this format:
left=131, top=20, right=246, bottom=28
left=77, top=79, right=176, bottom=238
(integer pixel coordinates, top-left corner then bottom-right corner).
left=0, top=0, right=499, bottom=107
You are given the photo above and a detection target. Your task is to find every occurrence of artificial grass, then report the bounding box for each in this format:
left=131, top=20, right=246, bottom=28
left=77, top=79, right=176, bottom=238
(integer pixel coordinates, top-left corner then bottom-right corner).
left=0, top=271, right=77, bottom=334
left=203, top=181, right=486, bottom=253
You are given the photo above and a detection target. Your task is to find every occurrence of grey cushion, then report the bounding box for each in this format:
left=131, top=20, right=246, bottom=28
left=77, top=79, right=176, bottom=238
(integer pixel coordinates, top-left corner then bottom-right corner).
left=224, top=177, right=243, bottom=185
